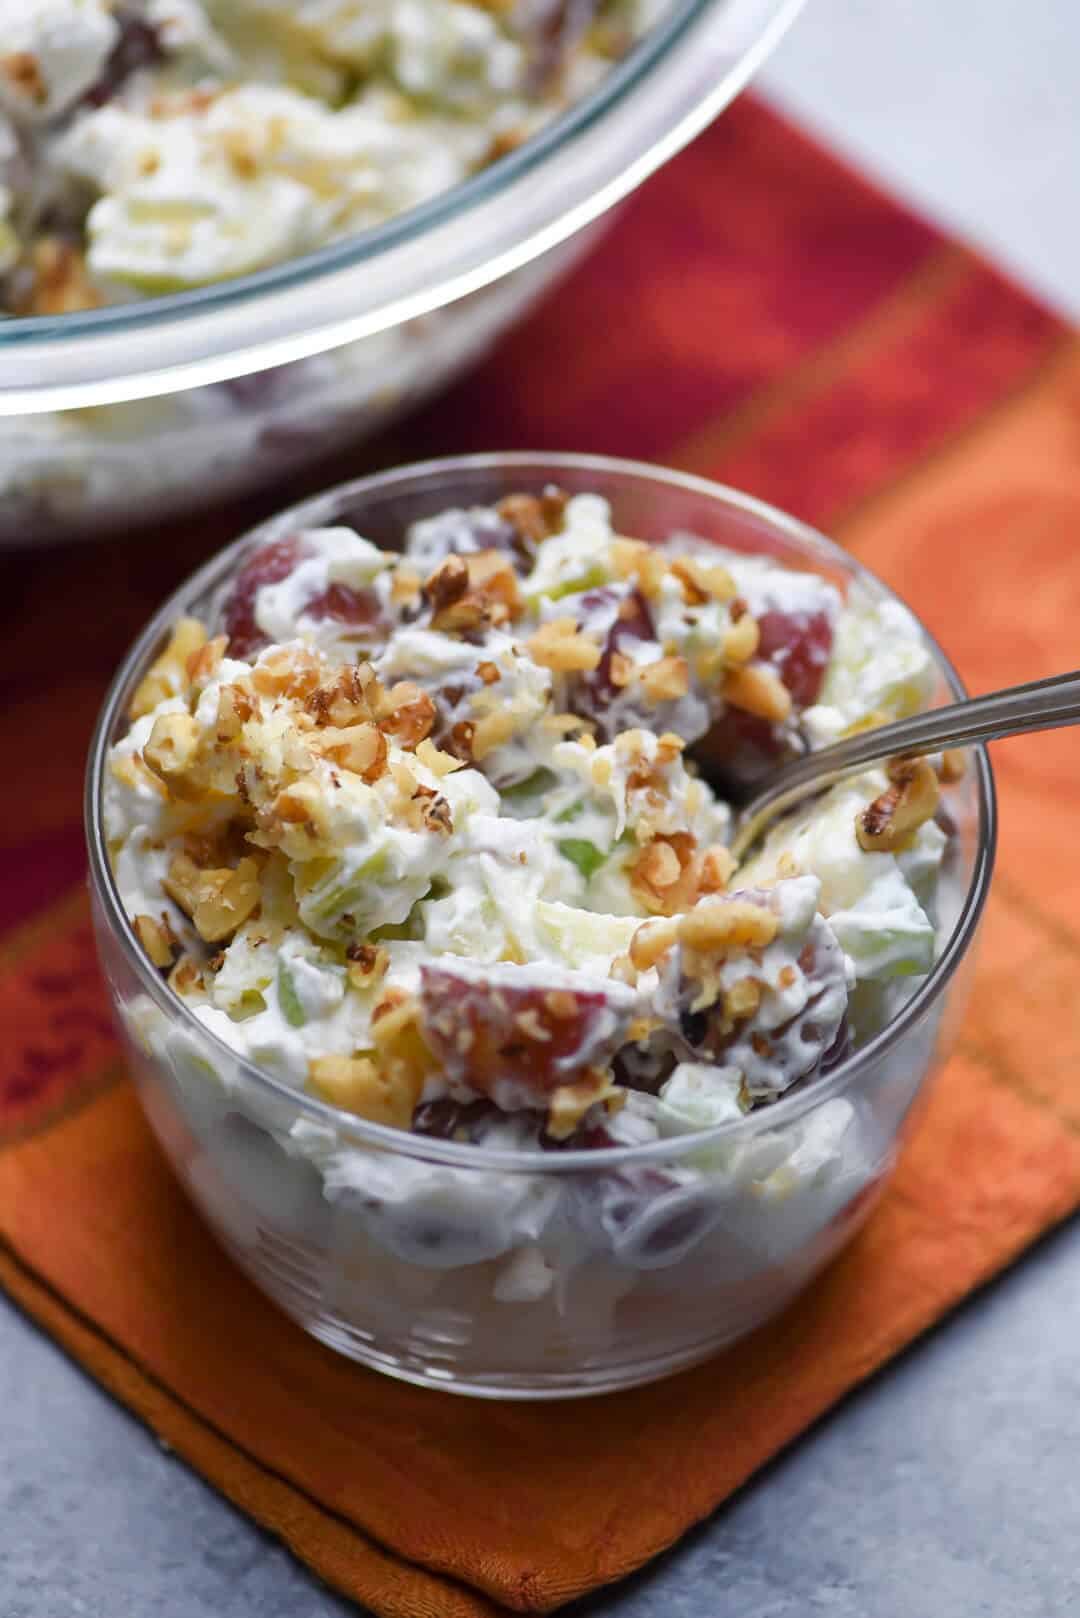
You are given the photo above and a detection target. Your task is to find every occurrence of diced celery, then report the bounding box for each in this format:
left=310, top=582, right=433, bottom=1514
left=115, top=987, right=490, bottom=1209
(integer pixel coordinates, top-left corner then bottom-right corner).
left=526, top=562, right=608, bottom=609
left=276, top=963, right=306, bottom=1028
left=371, top=899, right=426, bottom=942
left=501, top=768, right=558, bottom=801
left=558, top=839, right=606, bottom=880
left=534, top=901, right=639, bottom=960
left=305, top=849, right=389, bottom=922
left=232, top=990, right=267, bottom=1023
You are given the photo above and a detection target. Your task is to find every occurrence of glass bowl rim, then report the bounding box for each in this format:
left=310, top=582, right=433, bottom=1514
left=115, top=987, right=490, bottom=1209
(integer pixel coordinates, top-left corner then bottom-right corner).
left=2, top=0, right=803, bottom=354
left=85, top=451, right=997, bottom=1175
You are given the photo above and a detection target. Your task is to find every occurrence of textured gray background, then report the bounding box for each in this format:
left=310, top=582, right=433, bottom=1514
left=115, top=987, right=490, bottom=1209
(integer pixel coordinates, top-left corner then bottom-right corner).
left=5, top=2, right=1079, bottom=1614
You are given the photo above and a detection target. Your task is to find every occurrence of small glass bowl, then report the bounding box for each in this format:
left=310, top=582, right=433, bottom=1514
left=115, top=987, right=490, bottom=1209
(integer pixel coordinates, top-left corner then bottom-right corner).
left=85, top=454, right=995, bottom=1399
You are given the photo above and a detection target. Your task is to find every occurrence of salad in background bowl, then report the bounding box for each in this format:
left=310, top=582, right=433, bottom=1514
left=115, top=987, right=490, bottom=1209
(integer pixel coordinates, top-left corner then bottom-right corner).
left=87, top=454, right=994, bottom=1397
left=0, top=0, right=804, bottom=539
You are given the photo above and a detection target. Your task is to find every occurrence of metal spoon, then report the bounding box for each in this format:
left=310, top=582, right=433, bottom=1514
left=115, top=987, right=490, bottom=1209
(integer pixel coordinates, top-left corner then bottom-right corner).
left=729, top=667, right=1080, bottom=861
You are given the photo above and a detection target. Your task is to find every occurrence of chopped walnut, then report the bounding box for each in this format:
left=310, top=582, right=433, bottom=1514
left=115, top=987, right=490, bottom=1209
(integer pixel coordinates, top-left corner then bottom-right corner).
left=162, top=853, right=261, bottom=944
left=629, top=916, right=679, bottom=971
left=723, top=663, right=792, bottom=724
left=251, top=644, right=322, bottom=700
left=168, top=955, right=204, bottom=997
left=547, top=1068, right=621, bottom=1142
left=670, top=554, right=736, bottom=605
left=700, top=844, right=737, bottom=893
left=415, top=738, right=465, bottom=776
left=391, top=565, right=422, bottom=606
left=426, top=555, right=469, bottom=616
left=527, top=618, right=602, bottom=673
left=610, top=538, right=667, bottom=599
left=590, top=753, right=613, bottom=787
left=215, top=682, right=254, bottom=743
left=375, top=683, right=436, bottom=750
left=311, top=722, right=388, bottom=783
left=305, top=663, right=381, bottom=728
left=404, top=784, right=454, bottom=836
left=856, top=756, right=941, bottom=853
left=629, top=832, right=704, bottom=916
left=466, top=551, right=522, bottom=618
left=448, top=718, right=476, bottom=761
left=610, top=953, right=638, bottom=986
left=540, top=712, right=595, bottom=737
left=129, top=618, right=208, bottom=720
left=639, top=840, right=682, bottom=890
left=259, top=780, right=332, bottom=856
left=609, top=651, right=633, bottom=688
left=426, top=550, right=521, bottom=634
left=466, top=709, right=514, bottom=761
left=678, top=898, right=778, bottom=955
left=133, top=914, right=179, bottom=970
left=721, top=613, right=760, bottom=666
left=346, top=942, right=390, bottom=991
left=143, top=712, right=202, bottom=794
left=938, top=749, right=967, bottom=783
left=307, top=1054, right=419, bottom=1130
left=477, top=660, right=501, bottom=685
left=724, top=977, right=762, bottom=1021
left=497, top=489, right=568, bottom=544
left=19, top=238, right=103, bottom=317
left=639, top=656, right=690, bottom=704
left=184, top=633, right=227, bottom=687
left=370, top=991, right=435, bottom=1112
left=109, top=750, right=167, bottom=798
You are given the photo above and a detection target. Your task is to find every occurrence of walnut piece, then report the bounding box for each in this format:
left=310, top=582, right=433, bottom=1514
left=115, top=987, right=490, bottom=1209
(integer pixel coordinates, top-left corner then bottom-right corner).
left=311, top=722, right=387, bottom=782
left=629, top=916, right=679, bottom=971
left=195, top=861, right=261, bottom=943
left=20, top=238, right=103, bottom=317
left=678, top=897, right=778, bottom=955
left=669, top=554, right=736, bottom=605
left=639, top=656, right=690, bottom=705
left=471, top=709, right=517, bottom=761
left=856, top=756, right=941, bottom=853
left=721, top=613, right=760, bottom=666
left=129, top=618, right=208, bottom=720
left=610, top=538, right=667, bottom=599
left=938, top=748, right=967, bottom=783
left=546, top=1068, right=621, bottom=1142
left=376, top=682, right=436, bottom=750
left=629, top=831, right=705, bottom=916
left=305, top=663, right=381, bottom=728
left=497, top=489, right=568, bottom=544
left=527, top=618, right=602, bottom=673
left=346, top=942, right=389, bottom=992
left=723, top=663, right=792, bottom=724
left=415, top=738, right=465, bottom=777
left=143, top=712, right=202, bottom=791
left=133, top=914, right=178, bottom=970
left=307, top=1055, right=419, bottom=1130
left=251, top=644, right=322, bottom=699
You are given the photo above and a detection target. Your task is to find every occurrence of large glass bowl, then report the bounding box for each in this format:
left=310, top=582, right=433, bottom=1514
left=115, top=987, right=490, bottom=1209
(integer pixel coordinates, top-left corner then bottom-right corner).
left=85, top=454, right=995, bottom=1398
left=0, top=0, right=803, bottom=543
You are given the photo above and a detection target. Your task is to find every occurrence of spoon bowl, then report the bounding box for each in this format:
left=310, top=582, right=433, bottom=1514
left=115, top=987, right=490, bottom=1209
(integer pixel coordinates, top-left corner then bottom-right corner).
left=729, top=667, right=1080, bottom=860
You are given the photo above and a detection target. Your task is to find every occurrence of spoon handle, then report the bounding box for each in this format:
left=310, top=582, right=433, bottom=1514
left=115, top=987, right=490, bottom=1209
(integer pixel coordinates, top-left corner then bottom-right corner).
left=731, top=667, right=1080, bottom=859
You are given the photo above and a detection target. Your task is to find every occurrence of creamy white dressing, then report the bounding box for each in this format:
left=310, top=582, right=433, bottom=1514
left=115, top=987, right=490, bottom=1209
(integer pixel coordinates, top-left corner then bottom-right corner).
left=108, top=491, right=950, bottom=1259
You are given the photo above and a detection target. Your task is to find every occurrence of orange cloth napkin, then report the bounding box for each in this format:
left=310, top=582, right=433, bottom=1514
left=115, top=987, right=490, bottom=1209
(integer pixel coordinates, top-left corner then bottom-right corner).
left=3, top=97, right=1078, bottom=1615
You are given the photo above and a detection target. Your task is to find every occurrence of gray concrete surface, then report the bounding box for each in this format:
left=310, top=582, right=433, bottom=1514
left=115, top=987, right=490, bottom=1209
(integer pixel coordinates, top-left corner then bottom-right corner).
left=5, top=1, right=1080, bottom=1613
